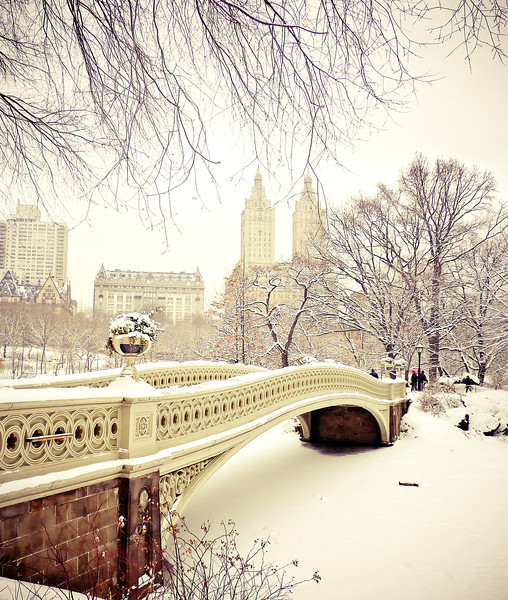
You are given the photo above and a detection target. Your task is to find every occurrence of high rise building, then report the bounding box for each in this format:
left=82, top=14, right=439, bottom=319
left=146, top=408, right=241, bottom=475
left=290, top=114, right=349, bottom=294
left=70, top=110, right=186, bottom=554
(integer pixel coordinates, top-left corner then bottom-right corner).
left=93, top=266, right=205, bottom=323
left=0, top=204, right=68, bottom=285
left=240, top=169, right=275, bottom=268
left=292, top=171, right=325, bottom=259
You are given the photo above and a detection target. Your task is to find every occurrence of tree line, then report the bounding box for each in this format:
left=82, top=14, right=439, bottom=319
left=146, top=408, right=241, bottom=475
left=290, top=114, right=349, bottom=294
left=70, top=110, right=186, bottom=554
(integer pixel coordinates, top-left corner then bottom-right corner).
left=2, top=155, right=507, bottom=386
left=0, top=306, right=109, bottom=378
left=0, top=304, right=213, bottom=379
left=205, top=155, right=508, bottom=387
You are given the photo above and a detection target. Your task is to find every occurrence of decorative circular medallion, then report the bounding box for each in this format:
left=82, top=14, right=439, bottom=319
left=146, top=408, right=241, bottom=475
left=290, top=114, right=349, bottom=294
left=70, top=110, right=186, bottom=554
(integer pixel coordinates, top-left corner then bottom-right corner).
left=139, top=488, right=150, bottom=509
left=137, top=416, right=149, bottom=437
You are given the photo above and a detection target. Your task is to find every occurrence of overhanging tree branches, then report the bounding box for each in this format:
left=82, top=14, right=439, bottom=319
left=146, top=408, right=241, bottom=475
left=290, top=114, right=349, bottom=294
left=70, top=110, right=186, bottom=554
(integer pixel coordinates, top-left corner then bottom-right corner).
left=0, top=1, right=506, bottom=216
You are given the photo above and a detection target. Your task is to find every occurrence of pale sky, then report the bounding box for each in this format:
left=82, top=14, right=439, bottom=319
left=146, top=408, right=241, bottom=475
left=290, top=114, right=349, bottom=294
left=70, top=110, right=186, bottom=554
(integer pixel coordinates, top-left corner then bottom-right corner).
left=67, top=46, right=508, bottom=311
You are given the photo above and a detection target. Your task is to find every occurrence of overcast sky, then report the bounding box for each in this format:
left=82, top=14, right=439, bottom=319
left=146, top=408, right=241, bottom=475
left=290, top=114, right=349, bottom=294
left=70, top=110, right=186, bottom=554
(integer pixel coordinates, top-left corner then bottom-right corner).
left=67, top=45, right=508, bottom=311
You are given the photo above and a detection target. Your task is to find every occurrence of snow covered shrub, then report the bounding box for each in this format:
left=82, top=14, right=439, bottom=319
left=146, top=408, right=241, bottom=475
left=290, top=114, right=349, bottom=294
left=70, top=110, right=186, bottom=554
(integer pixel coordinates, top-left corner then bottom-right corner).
left=418, top=384, right=463, bottom=416
left=416, top=384, right=508, bottom=439
left=445, top=391, right=508, bottom=438
left=160, top=515, right=320, bottom=599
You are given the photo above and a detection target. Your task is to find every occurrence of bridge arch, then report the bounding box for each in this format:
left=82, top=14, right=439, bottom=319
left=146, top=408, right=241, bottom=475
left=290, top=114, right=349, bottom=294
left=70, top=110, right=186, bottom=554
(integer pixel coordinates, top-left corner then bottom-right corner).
left=164, top=392, right=390, bottom=525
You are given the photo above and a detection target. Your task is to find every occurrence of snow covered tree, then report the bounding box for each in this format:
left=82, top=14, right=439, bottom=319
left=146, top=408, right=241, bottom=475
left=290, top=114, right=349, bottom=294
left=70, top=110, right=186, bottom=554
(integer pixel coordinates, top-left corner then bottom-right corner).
left=446, top=233, right=508, bottom=384
left=0, top=306, right=31, bottom=377
left=156, top=315, right=214, bottom=362
left=317, top=193, right=423, bottom=369
left=207, top=259, right=333, bottom=368
left=206, top=263, right=265, bottom=365
left=51, top=313, right=105, bottom=374
left=241, top=260, right=333, bottom=368
left=398, top=155, right=505, bottom=379
left=319, top=155, right=507, bottom=381
left=28, top=307, right=62, bottom=375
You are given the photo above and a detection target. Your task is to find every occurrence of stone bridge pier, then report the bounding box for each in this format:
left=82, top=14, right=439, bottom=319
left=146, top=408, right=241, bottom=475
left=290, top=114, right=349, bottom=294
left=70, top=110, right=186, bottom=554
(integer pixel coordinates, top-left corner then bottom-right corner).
left=0, top=362, right=409, bottom=598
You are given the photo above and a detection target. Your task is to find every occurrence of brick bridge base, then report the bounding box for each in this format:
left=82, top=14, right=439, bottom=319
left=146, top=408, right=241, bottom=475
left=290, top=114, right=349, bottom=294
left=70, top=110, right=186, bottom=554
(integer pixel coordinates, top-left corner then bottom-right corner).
left=0, top=473, right=162, bottom=599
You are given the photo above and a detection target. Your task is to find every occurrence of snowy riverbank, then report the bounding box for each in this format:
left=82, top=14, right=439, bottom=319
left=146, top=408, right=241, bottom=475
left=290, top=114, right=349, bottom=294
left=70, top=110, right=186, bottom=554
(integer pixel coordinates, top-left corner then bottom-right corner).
left=184, top=388, right=508, bottom=600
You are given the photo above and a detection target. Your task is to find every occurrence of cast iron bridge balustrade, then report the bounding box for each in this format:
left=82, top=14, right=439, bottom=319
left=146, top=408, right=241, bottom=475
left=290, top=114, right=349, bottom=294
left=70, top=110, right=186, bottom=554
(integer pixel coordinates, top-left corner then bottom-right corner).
left=0, top=362, right=409, bottom=596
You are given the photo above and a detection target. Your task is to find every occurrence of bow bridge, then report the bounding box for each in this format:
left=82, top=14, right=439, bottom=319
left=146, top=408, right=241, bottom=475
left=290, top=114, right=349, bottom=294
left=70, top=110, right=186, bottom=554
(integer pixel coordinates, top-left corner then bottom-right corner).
left=0, top=361, right=409, bottom=597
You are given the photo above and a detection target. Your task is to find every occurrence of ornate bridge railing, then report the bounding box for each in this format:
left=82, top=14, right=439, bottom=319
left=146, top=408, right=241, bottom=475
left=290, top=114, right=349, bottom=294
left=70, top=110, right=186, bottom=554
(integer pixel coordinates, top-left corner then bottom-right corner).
left=153, top=365, right=404, bottom=446
left=0, top=361, right=266, bottom=389
left=0, top=364, right=406, bottom=498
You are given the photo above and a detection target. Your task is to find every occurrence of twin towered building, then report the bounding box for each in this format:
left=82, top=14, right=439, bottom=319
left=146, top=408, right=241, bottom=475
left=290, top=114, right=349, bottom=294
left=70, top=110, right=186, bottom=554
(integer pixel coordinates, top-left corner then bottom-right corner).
left=240, top=168, right=325, bottom=269
left=93, top=168, right=324, bottom=321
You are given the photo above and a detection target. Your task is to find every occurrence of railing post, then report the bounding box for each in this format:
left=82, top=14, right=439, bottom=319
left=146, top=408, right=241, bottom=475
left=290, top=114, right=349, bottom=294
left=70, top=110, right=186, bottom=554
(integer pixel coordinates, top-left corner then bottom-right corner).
left=118, top=397, right=158, bottom=460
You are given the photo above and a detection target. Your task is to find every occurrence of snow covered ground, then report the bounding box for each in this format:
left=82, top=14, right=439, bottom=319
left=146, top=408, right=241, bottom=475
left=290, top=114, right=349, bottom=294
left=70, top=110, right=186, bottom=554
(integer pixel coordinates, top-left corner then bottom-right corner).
left=183, top=388, right=508, bottom=600
left=0, top=579, right=89, bottom=600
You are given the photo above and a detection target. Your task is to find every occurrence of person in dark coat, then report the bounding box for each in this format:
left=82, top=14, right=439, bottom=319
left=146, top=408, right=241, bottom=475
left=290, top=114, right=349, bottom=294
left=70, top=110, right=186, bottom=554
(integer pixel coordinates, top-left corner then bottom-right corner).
left=369, top=369, right=379, bottom=379
left=410, top=372, right=418, bottom=392
left=418, top=370, right=428, bottom=389
left=464, top=375, right=475, bottom=393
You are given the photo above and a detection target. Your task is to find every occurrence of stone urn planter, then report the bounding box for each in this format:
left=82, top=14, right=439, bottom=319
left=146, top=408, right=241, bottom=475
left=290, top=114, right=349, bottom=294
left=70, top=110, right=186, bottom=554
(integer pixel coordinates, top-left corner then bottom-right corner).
left=111, top=334, right=151, bottom=378
left=107, top=312, right=161, bottom=378
left=111, top=334, right=151, bottom=357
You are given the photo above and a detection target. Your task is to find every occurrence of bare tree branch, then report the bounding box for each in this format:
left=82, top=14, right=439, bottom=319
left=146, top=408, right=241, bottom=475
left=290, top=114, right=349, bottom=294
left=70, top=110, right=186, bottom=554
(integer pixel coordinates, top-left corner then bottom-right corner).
left=0, top=1, right=506, bottom=220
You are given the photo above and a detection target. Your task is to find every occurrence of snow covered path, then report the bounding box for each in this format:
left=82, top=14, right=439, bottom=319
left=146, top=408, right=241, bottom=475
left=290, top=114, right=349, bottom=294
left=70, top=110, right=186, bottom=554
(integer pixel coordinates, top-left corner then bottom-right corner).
left=183, top=401, right=508, bottom=599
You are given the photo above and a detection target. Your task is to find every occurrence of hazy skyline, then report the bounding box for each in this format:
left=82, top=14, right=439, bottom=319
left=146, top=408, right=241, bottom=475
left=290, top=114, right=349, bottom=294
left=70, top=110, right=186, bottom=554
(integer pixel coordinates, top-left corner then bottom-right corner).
left=63, top=47, right=507, bottom=311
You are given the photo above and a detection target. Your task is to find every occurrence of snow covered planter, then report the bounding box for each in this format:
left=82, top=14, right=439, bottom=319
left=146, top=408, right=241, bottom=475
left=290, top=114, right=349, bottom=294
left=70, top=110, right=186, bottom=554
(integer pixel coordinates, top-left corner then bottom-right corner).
left=381, top=356, right=406, bottom=379
left=106, top=312, right=161, bottom=377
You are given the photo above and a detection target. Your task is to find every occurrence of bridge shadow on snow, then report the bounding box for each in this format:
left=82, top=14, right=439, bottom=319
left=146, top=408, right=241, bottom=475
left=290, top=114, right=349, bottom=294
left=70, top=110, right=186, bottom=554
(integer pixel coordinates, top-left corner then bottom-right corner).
left=300, top=440, right=389, bottom=457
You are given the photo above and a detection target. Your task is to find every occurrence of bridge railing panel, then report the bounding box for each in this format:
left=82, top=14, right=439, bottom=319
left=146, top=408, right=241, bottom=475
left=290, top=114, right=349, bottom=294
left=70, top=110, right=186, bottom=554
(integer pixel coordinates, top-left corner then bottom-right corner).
left=0, top=395, right=123, bottom=482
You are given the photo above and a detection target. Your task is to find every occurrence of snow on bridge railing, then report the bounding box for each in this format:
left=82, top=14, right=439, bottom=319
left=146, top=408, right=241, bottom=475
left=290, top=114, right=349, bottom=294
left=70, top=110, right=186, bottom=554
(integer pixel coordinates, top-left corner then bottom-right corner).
left=0, top=361, right=267, bottom=390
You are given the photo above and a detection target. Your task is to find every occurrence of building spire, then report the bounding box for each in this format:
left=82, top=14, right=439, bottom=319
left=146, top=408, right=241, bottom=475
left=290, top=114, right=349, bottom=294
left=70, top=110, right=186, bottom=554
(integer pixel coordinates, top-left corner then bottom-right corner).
left=300, top=168, right=316, bottom=204
left=247, top=167, right=269, bottom=207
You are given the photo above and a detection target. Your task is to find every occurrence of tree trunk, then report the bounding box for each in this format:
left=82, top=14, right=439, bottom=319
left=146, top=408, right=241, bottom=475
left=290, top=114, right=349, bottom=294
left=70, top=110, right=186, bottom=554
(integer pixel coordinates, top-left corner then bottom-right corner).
left=478, top=362, right=486, bottom=385
left=477, top=322, right=486, bottom=385
left=428, top=261, right=442, bottom=382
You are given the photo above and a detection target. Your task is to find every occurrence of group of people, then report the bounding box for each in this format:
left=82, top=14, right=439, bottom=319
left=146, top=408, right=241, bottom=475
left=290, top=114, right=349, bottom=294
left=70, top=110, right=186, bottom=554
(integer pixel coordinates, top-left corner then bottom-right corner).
left=410, top=370, right=427, bottom=392
left=369, top=367, right=427, bottom=392
left=369, top=366, right=476, bottom=393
